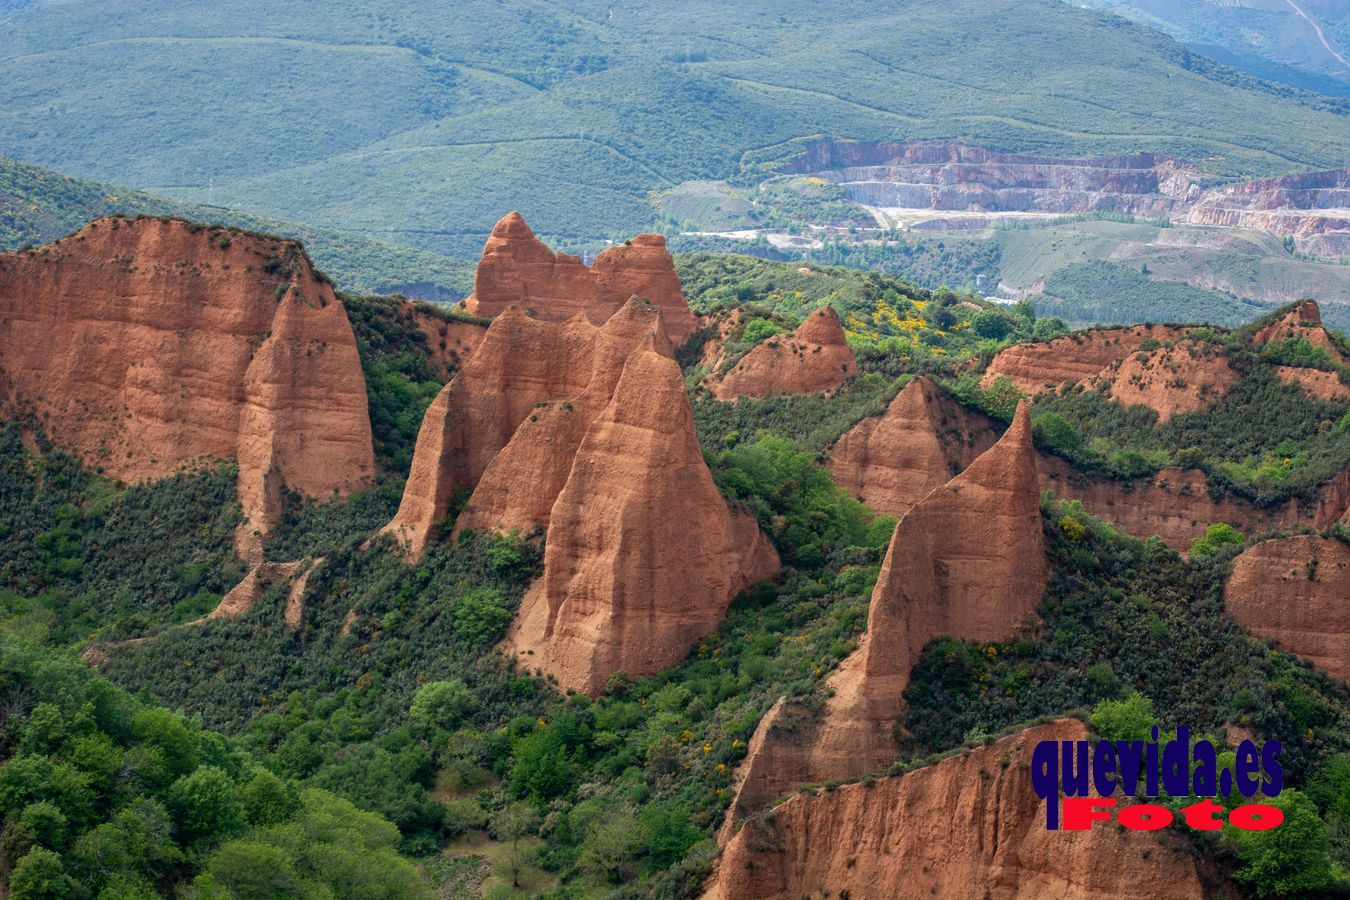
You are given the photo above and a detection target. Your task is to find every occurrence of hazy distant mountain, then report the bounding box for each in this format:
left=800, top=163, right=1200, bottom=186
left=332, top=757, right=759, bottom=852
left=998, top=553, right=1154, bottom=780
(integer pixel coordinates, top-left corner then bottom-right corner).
left=1, top=0, right=1346, bottom=257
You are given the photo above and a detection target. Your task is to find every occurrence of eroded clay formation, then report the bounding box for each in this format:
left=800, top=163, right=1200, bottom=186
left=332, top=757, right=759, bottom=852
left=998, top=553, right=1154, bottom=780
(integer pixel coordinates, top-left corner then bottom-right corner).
left=709, top=306, right=858, bottom=400
left=828, top=376, right=998, bottom=519
left=0, top=217, right=374, bottom=563
left=722, top=403, right=1046, bottom=831
left=1226, top=535, right=1349, bottom=681
left=462, top=212, right=697, bottom=343
left=711, top=719, right=1205, bottom=900
left=383, top=298, right=779, bottom=693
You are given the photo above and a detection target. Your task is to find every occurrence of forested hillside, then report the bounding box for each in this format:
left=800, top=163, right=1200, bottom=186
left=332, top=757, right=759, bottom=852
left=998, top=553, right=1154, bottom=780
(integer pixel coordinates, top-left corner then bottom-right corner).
left=1, top=0, right=1347, bottom=256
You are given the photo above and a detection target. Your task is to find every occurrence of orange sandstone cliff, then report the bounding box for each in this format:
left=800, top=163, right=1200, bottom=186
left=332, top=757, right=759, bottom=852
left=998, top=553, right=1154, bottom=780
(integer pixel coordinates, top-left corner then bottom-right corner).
left=455, top=299, right=674, bottom=538
left=0, top=217, right=374, bottom=562
left=711, top=719, right=1204, bottom=900
left=463, top=212, right=697, bottom=344
left=502, top=343, right=779, bottom=695
left=828, top=376, right=998, bottom=518
left=709, top=306, right=857, bottom=400
left=723, top=403, right=1046, bottom=830
left=1082, top=339, right=1237, bottom=421
left=380, top=307, right=599, bottom=556
left=980, top=324, right=1189, bottom=395
left=1226, top=535, right=1350, bottom=681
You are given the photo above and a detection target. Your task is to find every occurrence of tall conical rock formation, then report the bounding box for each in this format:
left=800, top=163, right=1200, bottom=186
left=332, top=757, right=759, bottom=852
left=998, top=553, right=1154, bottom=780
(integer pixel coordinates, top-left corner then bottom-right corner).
left=503, top=344, right=779, bottom=695
left=710, top=306, right=857, bottom=400
left=711, top=719, right=1204, bottom=900
left=455, top=299, right=673, bottom=538
left=1226, top=535, right=1349, bottom=681
left=828, top=376, right=998, bottom=519
left=380, top=306, right=598, bottom=556
left=463, top=212, right=696, bottom=344
left=1253, top=300, right=1348, bottom=364
left=722, top=403, right=1047, bottom=831
left=0, top=217, right=374, bottom=562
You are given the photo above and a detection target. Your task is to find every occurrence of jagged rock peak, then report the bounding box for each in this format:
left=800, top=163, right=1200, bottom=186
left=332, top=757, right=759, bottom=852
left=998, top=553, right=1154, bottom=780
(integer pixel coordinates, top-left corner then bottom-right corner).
left=828, top=376, right=998, bottom=519
left=451, top=297, right=673, bottom=539
left=379, top=302, right=600, bottom=557
left=502, top=343, right=779, bottom=695
left=794, top=305, right=849, bottom=345
left=463, top=212, right=696, bottom=343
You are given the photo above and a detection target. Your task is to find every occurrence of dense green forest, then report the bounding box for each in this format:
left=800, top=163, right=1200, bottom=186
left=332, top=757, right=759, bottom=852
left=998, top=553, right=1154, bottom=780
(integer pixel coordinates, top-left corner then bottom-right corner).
left=2, top=0, right=1347, bottom=256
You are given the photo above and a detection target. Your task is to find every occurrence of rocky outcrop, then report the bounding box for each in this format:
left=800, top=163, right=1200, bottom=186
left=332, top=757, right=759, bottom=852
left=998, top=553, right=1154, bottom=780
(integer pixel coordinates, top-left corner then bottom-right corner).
left=404, top=303, right=487, bottom=380
left=503, top=344, right=780, bottom=695
left=1273, top=365, right=1350, bottom=402
left=380, top=307, right=599, bottom=556
left=0, top=217, right=374, bottom=563
left=1226, top=535, right=1349, bottom=680
left=786, top=141, right=1200, bottom=218
left=711, top=719, right=1205, bottom=900
left=723, top=404, right=1046, bottom=828
left=1253, top=300, right=1349, bottom=365
left=205, top=562, right=301, bottom=621
left=1038, top=458, right=1350, bottom=550
left=454, top=299, right=674, bottom=537
left=786, top=140, right=1349, bottom=253
left=1083, top=339, right=1238, bottom=421
left=828, top=377, right=998, bottom=518
left=1185, top=171, right=1350, bottom=256
left=463, top=212, right=696, bottom=344
left=709, top=307, right=857, bottom=400
left=980, top=324, right=1190, bottom=395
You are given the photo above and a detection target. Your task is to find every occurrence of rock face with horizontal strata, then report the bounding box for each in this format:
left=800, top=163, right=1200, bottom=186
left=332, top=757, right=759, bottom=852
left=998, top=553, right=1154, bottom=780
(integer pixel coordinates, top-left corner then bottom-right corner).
left=463, top=212, right=696, bottom=344
left=503, top=343, right=779, bottom=695
left=709, top=306, right=857, bottom=400
left=1226, top=535, right=1349, bottom=681
left=711, top=719, right=1205, bottom=900
left=0, top=217, right=374, bottom=563
left=828, top=376, right=998, bottom=519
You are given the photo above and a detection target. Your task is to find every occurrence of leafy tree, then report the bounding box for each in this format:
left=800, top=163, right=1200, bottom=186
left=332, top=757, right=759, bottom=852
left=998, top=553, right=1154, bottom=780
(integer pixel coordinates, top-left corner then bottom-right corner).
left=452, top=588, right=513, bottom=647
left=167, top=766, right=246, bottom=848
left=409, top=679, right=472, bottom=740
left=740, top=317, right=786, bottom=345
left=1088, top=692, right=1155, bottom=741
left=1033, top=412, right=1082, bottom=454
left=9, top=847, right=75, bottom=900
left=1228, top=790, right=1335, bottom=897
left=1188, top=523, right=1245, bottom=559
left=239, top=770, right=301, bottom=827
left=491, top=802, right=540, bottom=889
left=207, top=791, right=434, bottom=898
left=971, top=309, right=1013, bottom=340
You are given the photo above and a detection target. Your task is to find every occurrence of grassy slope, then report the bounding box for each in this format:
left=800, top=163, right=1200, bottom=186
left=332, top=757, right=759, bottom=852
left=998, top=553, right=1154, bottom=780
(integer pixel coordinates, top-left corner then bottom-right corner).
left=0, top=155, right=474, bottom=296
left=1, top=0, right=1347, bottom=254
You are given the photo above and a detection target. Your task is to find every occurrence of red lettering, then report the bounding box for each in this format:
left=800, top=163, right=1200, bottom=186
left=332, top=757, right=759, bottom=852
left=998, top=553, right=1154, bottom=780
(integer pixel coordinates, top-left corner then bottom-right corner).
left=1119, top=803, right=1173, bottom=831
left=1228, top=804, right=1284, bottom=831
left=1062, top=796, right=1115, bottom=830
left=1180, top=798, right=1224, bottom=831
